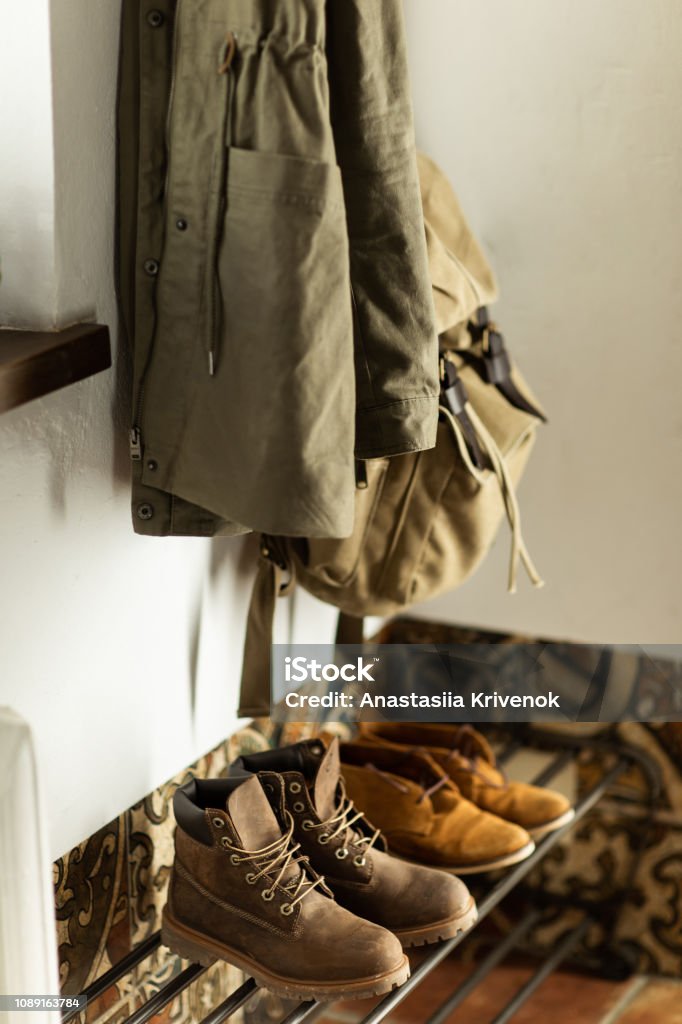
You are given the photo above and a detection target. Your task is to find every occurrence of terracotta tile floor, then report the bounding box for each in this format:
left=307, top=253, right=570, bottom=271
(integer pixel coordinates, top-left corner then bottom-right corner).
left=315, top=954, right=682, bottom=1024
left=614, top=980, right=682, bottom=1024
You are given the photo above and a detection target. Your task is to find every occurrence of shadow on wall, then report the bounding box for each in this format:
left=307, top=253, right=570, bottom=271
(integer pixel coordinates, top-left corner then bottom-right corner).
left=184, top=533, right=258, bottom=716
left=0, top=369, right=115, bottom=521
left=210, top=529, right=259, bottom=584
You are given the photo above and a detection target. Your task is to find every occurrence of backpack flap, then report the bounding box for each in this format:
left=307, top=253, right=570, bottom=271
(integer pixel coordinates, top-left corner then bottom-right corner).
left=418, top=151, right=499, bottom=336
left=291, top=457, right=390, bottom=590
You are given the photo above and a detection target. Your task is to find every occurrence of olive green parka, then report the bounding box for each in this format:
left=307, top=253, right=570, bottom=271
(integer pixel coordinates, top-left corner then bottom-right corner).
left=117, top=0, right=438, bottom=538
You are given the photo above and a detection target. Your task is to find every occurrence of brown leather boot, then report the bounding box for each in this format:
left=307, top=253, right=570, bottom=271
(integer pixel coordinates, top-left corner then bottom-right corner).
left=162, top=775, right=409, bottom=1001
left=337, top=741, right=535, bottom=874
left=357, top=722, right=574, bottom=839
left=232, top=738, right=478, bottom=946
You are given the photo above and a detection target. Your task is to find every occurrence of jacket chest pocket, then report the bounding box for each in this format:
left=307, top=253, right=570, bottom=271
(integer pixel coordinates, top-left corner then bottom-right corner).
left=217, top=146, right=350, bottom=360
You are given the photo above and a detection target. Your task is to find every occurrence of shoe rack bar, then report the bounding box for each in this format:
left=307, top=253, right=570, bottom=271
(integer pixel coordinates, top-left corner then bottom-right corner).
left=199, top=979, right=259, bottom=1024
left=425, top=908, right=543, bottom=1024
left=62, top=934, right=161, bottom=1024
left=495, top=739, right=524, bottom=766
left=68, top=738, right=654, bottom=1024
left=526, top=727, right=662, bottom=800
left=125, top=963, right=206, bottom=1024
left=278, top=1000, right=320, bottom=1024
left=528, top=748, right=575, bottom=788
left=488, top=915, right=593, bottom=1024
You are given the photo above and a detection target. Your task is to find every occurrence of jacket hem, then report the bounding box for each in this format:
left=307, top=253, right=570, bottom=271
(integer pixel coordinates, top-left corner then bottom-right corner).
left=136, top=440, right=355, bottom=539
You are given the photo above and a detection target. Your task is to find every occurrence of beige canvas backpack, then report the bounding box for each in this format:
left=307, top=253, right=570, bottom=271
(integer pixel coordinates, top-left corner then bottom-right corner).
left=239, top=153, right=545, bottom=717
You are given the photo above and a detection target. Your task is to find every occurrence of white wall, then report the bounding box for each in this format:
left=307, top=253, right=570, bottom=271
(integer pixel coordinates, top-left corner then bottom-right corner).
left=0, top=1, right=251, bottom=861
left=0, top=1, right=58, bottom=329
left=50, top=0, right=120, bottom=327
left=404, top=0, right=682, bottom=643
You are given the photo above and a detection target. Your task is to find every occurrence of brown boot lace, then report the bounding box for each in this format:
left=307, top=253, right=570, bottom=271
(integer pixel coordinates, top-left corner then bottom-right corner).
left=223, top=811, right=327, bottom=915
left=443, top=726, right=507, bottom=789
left=305, top=784, right=382, bottom=868
left=451, top=725, right=483, bottom=761
left=365, top=763, right=451, bottom=805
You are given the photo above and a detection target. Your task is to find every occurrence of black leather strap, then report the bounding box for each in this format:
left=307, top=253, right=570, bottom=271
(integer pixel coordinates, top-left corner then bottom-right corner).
left=335, top=612, right=365, bottom=645
left=496, top=376, right=547, bottom=422
left=469, top=311, right=547, bottom=423
left=238, top=537, right=291, bottom=718
left=441, top=358, right=488, bottom=470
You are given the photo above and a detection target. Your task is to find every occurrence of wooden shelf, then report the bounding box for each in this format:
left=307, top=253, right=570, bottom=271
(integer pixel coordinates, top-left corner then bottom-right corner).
left=0, top=323, right=111, bottom=414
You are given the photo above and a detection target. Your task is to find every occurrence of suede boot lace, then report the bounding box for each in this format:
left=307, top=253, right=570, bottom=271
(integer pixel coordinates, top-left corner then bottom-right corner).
left=309, top=785, right=381, bottom=867
left=224, top=812, right=326, bottom=914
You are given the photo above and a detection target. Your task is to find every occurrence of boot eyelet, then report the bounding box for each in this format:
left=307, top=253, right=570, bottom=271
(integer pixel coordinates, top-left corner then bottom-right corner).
left=318, top=834, right=331, bottom=845
left=229, top=853, right=240, bottom=865
left=245, top=872, right=257, bottom=884
left=354, top=856, right=367, bottom=867
left=293, top=802, right=305, bottom=813
left=221, top=837, right=231, bottom=850
left=289, top=782, right=302, bottom=794
left=280, top=903, right=294, bottom=916
left=261, top=889, right=275, bottom=902
left=212, top=817, right=224, bottom=828
left=302, top=820, right=315, bottom=831
left=335, top=847, right=349, bottom=860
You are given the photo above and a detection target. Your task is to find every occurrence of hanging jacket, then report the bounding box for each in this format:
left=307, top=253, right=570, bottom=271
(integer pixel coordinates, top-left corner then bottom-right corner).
left=117, top=0, right=439, bottom=539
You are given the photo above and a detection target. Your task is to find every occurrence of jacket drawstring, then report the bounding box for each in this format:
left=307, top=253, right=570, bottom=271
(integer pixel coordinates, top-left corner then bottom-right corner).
left=209, top=32, right=238, bottom=376
left=218, top=31, right=237, bottom=74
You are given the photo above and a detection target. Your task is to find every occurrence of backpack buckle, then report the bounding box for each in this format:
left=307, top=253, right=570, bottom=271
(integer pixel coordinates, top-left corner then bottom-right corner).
left=260, top=537, right=288, bottom=572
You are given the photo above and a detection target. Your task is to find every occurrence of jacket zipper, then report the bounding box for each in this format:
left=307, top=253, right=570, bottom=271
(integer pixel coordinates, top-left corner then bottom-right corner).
left=129, top=0, right=184, bottom=461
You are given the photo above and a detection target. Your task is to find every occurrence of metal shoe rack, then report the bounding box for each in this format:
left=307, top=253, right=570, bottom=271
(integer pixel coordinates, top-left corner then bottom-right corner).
left=63, top=729, right=661, bottom=1024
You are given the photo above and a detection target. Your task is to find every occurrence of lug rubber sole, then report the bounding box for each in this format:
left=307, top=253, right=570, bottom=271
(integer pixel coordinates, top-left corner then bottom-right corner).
left=527, top=807, right=575, bottom=839
left=393, top=895, right=478, bottom=948
left=161, top=910, right=410, bottom=1002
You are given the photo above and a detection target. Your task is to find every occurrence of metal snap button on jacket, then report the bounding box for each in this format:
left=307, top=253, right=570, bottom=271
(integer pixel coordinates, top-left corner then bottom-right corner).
left=136, top=503, right=154, bottom=521
left=146, top=10, right=164, bottom=28
left=117, top=0, right=439, bottom=539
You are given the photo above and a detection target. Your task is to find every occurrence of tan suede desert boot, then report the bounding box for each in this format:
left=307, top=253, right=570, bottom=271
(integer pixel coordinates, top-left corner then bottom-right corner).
left=338, top=741, right=535, bottom=874
left=233, top=737, right=478, bottom=947
left=162, top=774, right=409, bottom=1001
left=357, top=723, right=574, bottom=838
